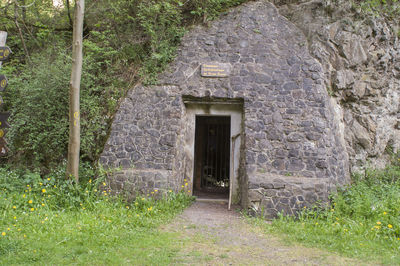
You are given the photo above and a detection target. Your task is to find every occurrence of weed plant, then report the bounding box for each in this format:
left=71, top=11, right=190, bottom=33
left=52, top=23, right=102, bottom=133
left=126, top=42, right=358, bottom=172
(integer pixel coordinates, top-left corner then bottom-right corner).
left=265, top=157, right=400, bottom=264
left=0, top=166, right=193, bottom=264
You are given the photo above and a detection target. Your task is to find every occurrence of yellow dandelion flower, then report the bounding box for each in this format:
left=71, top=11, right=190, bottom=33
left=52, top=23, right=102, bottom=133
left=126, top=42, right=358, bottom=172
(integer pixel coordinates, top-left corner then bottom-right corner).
left=24, top=234, right=26, bottom=238
left=23, top=194, right=26, bottom=198
left=88, top=179, right=92, bottom=183
left=185, top=183, right=188, bottom=186
left=7, top=228, right=10, bottom=231
left=154, top=189, right=158, bottom=192
left=141, top=198, right=145, bottom=201
left=388, top=224, right=393, bottom=229
left=181, top=185, right=184, bottom=188
left=30, top=208, right=34, bottom=211
left=148, top=206, right=153, bottom=211
left=42, top=203, right=45, bottom=206
left=17, top=228, right=21, bottom=231
left=188, top=190, right=191, bottom=193
left=126, top=206, right=129, bottom=209
left=41, top=189, right=46, bottom=193
left=27, top=185, right=30, bottom=187
left=151, top=191, right=154, bottom=194
left=1, top=232, right=5, bottom=236
left=315, top=222, right=318, bottom=225
left=135, top=202, right=138, bottom=206
left=54, top=185, right=57, bottom=188
left=184, top=179, right=187, bottom=182
left=376, top=221, right=381, bottom=225
left=103, top=182, right=106, bottom=186
left=39, top=182, right=42, bottom=186
left=13, top=216, right=16, bottom=219
left=168, top=190, right=172, bottom=193
left=28, top=200, right=33, bottom=204
left=383, top=211, right=387, bottom=215
left=12, top=206, right=16, bottom=209
left=47, top=178, right=51, bottom=181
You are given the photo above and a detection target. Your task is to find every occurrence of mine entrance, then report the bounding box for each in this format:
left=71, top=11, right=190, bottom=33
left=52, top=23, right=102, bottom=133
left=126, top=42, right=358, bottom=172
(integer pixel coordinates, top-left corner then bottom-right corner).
left=193, top=116, right=231, bottom=199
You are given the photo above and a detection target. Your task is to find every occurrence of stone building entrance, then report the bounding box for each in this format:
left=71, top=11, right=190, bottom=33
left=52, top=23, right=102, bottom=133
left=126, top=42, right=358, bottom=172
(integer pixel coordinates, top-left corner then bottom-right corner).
left=183, top=98, right=243, bottom=208
left=100, top=1, right=350, bottom=218
left=193, top=116, right=231, bottom=198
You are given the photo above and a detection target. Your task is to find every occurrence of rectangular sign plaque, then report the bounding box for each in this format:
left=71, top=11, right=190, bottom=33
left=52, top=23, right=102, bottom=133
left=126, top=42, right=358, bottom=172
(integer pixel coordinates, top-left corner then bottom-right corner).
left=201, top=63, right=230, bottom=78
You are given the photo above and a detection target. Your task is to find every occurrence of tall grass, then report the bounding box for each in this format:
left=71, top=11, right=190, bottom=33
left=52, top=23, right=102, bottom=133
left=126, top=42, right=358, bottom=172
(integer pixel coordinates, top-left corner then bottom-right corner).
left=0, top=166, right=193, bottom=265
left=262, top=157, right=400, bottom=264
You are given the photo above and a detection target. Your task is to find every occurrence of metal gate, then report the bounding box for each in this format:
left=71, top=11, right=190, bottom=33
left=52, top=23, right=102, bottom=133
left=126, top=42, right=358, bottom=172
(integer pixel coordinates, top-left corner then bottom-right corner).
left=194, top=116, right=231, bottom=190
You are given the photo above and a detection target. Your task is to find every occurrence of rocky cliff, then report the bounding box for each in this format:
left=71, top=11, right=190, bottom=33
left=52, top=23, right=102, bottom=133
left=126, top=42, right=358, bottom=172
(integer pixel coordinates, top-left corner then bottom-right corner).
left=273, top=0, right=400, bottom=172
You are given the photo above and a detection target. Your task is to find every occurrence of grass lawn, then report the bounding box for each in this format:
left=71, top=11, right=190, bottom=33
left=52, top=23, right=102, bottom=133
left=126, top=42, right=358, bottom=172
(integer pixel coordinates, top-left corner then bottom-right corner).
left=0, top=168, right=193, bottom=265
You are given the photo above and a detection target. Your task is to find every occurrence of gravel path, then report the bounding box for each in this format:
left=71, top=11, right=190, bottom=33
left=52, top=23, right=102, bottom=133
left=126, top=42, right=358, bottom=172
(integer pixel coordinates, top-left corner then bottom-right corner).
left=163, top=201, right=366, bottom=265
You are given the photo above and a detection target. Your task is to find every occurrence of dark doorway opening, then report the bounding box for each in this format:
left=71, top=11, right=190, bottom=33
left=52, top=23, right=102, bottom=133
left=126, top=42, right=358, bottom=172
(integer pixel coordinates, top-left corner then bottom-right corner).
left=193, top=116, right=231, bottom=199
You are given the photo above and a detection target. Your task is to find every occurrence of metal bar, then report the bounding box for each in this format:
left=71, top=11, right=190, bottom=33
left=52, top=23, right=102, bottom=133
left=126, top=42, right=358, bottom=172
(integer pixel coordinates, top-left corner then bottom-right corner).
left=213, top=123, right=216, bottom=184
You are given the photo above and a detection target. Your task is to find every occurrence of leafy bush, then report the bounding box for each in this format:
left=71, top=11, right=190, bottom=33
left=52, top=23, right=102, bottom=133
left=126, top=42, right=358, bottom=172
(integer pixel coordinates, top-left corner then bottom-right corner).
left=353, top=0, right=400, bottom=18
left=4, top=46, right=121, bottom=170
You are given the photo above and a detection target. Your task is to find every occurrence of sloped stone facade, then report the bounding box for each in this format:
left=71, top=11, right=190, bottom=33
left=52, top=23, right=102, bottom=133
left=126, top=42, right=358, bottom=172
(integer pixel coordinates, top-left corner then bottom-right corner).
left=100, top=1, right=350, bottom=218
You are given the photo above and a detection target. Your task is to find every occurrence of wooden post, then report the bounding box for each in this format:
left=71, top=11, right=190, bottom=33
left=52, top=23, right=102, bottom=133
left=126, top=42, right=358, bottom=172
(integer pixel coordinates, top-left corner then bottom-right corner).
left=0, top=31, right=7, bottom=68
left=66, top=0, right=85, bottom=182
left=0, top=31, right=7, bottom=157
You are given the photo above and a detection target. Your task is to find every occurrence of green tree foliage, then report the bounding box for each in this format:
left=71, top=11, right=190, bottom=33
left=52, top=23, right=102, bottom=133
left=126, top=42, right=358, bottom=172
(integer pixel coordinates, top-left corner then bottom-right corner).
left=0, top=0, right=250, bottom=171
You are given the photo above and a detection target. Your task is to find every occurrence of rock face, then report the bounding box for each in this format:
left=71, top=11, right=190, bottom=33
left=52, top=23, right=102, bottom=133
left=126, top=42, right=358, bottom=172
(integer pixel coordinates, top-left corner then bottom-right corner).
left=274, top=0, right=400, bottom=171
left=100, top=1, right=350, bottom=218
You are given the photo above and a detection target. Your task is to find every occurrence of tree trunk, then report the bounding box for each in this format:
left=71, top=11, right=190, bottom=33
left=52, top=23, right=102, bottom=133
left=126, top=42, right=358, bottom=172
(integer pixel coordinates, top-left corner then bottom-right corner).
left=66, top=0, right=84, bottom=182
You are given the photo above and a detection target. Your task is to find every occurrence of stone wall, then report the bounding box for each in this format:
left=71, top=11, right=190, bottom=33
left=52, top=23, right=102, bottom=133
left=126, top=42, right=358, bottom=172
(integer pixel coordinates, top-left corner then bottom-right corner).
left=100, top=1, right=350, bottom=217
left=249, top=173, right=335, bottom=219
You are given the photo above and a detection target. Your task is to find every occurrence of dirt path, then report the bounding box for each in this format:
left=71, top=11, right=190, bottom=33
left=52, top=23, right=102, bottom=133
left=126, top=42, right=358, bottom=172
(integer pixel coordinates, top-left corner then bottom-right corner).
left=163, top=201, right=365, bottom=265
